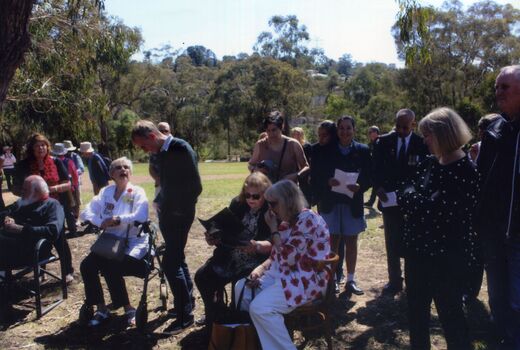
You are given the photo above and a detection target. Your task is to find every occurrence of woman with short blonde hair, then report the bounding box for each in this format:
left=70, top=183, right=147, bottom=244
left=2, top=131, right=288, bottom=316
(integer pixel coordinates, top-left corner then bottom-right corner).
left=398, top=107, right=479, bottom=350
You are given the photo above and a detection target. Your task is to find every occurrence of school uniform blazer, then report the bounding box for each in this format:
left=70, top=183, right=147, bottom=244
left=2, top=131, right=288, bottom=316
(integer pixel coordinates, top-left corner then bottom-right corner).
left=311, top=141, right=372, bottom=218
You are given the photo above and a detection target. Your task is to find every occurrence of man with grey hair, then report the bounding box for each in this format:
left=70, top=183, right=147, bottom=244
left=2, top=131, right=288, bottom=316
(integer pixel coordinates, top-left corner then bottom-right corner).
left=0, top=175, right=65, bottom=325
left=477, top=64, right=520, bottom=348
left=373, top=109, right=429, bottom=296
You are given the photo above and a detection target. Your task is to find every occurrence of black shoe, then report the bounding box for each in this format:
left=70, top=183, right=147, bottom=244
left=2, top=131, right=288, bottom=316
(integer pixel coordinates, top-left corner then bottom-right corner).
left=382, top=282, right=403, bottom=296
left=363, top=201, right=374, bottom=208
left=346, top=281, right=364, bottom=295
left=163, top=316, right=194, bottom=335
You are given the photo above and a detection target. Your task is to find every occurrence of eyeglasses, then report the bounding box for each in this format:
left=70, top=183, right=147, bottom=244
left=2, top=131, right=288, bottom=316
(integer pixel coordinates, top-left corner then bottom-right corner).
left=267, top=200, right=278, bottom=208
left=245, top=193, right=261, bottom=200
left=159, top=129, right=169, bottom=134
left=114, top=165, right=130, bottom=170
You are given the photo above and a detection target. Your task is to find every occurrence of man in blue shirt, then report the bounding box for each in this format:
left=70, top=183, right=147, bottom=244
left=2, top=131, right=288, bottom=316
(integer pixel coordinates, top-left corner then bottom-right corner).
left=79, top=142, right=109, bottom=195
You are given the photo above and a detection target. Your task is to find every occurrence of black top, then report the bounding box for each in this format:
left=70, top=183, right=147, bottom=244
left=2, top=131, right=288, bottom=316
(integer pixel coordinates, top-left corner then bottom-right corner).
left=3, top=198, right=64, bottom=242
left=476, top=116, right=520, bottom=240
left=397, top=156, right=480, bottom=266
left=156, top=137, right=202, bottom=213
left=311, top=140, right=372, bottom=217
left=210, top=197, right=271, bottom=279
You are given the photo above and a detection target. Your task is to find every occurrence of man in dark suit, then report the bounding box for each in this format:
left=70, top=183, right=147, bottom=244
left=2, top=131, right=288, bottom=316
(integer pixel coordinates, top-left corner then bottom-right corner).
left=373, top=109, right=429, bottom=296
left=132, top=120, right=202, bottom=334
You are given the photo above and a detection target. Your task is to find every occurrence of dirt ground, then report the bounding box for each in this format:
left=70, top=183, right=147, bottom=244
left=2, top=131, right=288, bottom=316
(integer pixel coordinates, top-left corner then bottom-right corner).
left=0, top=177, right=498, bottom=350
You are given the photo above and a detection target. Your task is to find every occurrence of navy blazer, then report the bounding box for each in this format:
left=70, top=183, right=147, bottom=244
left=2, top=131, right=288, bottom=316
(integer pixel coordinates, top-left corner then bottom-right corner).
left=372, top=131, right=429, bottom=194
left=311, top=141, right=372, bottom=218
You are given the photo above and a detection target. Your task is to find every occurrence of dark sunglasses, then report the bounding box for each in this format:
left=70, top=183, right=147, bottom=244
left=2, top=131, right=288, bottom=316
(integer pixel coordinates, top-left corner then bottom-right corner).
left=114, top=165, right=130, bottom=170
left=245, top=193, right=261, bottom=200
left=267, top=200, right=278, bottom=207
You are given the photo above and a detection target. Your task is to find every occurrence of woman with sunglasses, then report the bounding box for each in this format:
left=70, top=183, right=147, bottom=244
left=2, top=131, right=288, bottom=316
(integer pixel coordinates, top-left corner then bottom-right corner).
left=79, top=157, right=149, bottom=327
left=234, top=180, right=331, bottom=350
left=195, top=172, right=273, bottom=328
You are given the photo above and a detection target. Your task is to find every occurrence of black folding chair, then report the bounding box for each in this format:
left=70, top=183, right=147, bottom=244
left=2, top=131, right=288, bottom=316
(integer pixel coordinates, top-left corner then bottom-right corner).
left=0, top=234, right=68, bottom=319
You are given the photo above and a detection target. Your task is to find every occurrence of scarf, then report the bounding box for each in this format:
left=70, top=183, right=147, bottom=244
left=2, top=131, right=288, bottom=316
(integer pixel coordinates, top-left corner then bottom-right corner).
left=30, top=156, right=60, bottom=199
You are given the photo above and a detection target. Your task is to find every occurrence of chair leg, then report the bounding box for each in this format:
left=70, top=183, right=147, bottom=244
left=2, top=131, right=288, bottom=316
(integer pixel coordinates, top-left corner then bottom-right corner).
left=33, top=262, right=42, bottom=319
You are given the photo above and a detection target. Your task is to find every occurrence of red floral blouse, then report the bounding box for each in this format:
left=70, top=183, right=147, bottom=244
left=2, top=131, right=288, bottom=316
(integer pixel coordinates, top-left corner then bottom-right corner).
left=265, top=209, right=331, bottom=307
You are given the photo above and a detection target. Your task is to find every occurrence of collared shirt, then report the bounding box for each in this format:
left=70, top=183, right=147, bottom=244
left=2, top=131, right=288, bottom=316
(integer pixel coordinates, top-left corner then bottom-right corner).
left=397, top=133, right=412, bottom=159
left=160, top=135, right=174, bottom=153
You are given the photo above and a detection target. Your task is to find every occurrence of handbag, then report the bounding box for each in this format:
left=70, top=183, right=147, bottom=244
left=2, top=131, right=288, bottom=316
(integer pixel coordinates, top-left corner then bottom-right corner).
left=208, top=283, right=259, bottom=350
left=90, top=194, right=133, bottom=261
left=90, top=230, right=129, bottom=262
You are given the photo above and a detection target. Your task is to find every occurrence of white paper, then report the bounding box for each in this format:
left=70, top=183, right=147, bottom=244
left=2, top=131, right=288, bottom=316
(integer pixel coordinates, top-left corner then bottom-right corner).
left=380, top=191, right=398, bottom=207
left=331, top=169, right=359, bottom=198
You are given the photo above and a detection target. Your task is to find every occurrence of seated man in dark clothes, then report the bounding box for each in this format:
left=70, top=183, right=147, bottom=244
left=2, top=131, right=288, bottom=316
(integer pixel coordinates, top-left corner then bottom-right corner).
left=0, top=175, right=65, bottom=322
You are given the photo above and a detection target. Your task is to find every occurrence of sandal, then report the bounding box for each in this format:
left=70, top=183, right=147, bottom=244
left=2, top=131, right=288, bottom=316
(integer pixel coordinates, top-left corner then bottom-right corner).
left=88, top=309, right=110, bottom=327
left=125, top=308, right=136, bottom=327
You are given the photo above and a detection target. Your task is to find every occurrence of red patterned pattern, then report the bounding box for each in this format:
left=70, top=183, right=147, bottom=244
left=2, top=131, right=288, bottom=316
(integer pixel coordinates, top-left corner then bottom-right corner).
left=271, top=209, right=331, bottom=307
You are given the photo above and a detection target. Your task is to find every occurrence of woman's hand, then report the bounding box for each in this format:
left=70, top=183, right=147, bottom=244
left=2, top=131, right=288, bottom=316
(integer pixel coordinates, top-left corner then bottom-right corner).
left=264, top=210, right=278, bottom=232
left=347, top=183, right=360, bottom=193
left=100, top=217, right=120, bottom=229
left=238, top=240, right=257, bottom=254
left=247, top=265, right=265, bottom=288
left=328, top=178, right=340, bottom=187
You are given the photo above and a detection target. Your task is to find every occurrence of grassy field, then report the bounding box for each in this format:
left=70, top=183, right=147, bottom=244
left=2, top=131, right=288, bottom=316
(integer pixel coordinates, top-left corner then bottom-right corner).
left=0, top=162, right=498, bottom=349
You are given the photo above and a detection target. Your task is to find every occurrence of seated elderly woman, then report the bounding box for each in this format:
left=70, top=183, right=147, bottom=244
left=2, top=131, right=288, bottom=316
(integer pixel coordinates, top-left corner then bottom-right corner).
left=195, top=172, right=273, bottom=327
left=235, top=180, right=331, bottom=350
left=79, top=157, right=148, bottom=327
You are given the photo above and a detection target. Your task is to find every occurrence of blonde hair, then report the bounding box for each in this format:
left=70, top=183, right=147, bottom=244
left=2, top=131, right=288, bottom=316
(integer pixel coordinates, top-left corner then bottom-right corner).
left=264, top=180, right=307, bottom=221
left=290, top=127, right=306, bottom=144
left=419, top=107, right=472, bottom=156
left=238, top=172, right=272, bottom=203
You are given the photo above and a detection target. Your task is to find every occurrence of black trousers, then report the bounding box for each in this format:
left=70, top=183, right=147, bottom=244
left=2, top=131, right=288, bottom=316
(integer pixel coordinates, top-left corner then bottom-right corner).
left=80, top=253, right=146, bottom=308
left=159, top=206, right=195, bottom=321
left=382, top=207, right=404, bottom=287
left=3, top=168, right=14, bottom=191
left=405, top=256, right=471, bottom=350
left=194, top=258, right=250, bottom=325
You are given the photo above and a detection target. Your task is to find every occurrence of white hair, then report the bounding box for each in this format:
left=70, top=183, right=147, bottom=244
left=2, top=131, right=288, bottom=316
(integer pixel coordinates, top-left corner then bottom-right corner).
left=499, top=65, right=520, bottom=82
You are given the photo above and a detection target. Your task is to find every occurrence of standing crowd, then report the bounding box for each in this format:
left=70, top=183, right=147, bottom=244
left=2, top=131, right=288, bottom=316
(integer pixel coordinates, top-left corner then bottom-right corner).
left=0, top=64, right=519, bottom=350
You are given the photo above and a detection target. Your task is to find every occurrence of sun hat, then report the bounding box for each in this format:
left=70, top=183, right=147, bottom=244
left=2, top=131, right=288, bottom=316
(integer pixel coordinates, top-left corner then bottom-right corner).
left=79, top=141, right=95, bottom=153
left=63, top=140, right=76, bottom=151
left=51, top=143, right=67, bottom=156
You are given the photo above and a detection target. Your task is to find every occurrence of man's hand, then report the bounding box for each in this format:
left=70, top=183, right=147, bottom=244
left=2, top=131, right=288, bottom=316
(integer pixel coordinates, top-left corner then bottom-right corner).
left=238, top=240, right=256, bottom=254
left=4, top=217, right=23, bottom=234
left=376, top=187, right=388, bottom=202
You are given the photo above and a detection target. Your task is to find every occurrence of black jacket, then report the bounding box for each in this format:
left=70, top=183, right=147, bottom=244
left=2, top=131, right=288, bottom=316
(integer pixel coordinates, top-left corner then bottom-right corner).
left=372, top=131, right=429, bottom=206
left=476, top=116, right=520, bottom=239
left=156, top=137, right=202, bottom=213
left=311, top=141, right=372, bottom=217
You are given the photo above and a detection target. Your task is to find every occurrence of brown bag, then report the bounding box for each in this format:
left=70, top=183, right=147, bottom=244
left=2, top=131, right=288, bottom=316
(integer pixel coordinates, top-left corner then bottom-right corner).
left=208, top=323, right=258, bottom=350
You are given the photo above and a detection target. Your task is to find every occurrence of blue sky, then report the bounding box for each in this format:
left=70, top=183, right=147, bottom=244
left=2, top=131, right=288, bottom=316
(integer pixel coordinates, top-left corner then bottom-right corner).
left=104, top=0, right=516, bottom=66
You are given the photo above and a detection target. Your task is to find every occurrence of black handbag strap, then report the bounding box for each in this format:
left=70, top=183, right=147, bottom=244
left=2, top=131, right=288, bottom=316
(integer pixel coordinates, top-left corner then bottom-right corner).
left=275, top=139, right=288, bottom=182
left=236, top=281, right=255, bottom=311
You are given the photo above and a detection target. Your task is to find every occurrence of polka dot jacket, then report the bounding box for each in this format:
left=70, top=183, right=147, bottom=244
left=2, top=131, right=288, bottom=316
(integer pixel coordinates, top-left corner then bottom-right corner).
left=397, top=155, right=480, bottom=267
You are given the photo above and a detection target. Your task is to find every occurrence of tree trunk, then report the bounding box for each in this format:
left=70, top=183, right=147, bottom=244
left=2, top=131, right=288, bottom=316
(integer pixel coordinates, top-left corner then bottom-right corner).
left=0, top=0, right=34, bottom=107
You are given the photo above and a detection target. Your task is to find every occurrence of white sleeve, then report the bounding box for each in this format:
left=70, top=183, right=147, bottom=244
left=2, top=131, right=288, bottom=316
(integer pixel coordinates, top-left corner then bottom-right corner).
left=80, top=188, right=106, bottom=228
left=119, top=186, right=149, bottom=225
